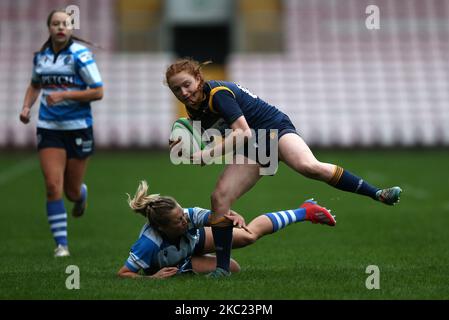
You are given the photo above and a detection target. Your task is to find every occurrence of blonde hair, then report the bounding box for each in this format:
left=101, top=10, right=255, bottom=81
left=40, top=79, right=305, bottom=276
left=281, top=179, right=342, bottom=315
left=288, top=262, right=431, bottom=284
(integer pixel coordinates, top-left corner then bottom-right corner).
left=127, top=181, right=179, bottom=229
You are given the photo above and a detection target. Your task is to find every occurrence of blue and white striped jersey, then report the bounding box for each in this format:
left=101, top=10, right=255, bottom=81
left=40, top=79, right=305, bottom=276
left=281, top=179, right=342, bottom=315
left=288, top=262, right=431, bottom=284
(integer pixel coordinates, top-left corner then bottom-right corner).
left=31, top=39, right=103, bottom=130
left=125, top=207, right=211, bottom=274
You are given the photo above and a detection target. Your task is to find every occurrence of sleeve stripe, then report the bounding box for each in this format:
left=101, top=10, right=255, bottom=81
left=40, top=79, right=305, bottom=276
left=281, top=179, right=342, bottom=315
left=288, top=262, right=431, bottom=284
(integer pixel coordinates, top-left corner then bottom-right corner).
left=203, top=210, right=211, bottom=225
left=208, top=86, right=236, bottom=114
left=125, top=260, right=140, bottom=272
left=129, top=252, right=150, bottom=269
left=89, top=82, right=103, bottom=88
left=79, top=63, right=103, bottom=86
left=78, top=60, right=96, bottom=68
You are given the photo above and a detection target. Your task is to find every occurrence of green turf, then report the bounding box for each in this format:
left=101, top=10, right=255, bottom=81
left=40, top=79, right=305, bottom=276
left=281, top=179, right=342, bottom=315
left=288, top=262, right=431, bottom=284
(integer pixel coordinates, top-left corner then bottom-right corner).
left=0, top=149, right=448, bottom=299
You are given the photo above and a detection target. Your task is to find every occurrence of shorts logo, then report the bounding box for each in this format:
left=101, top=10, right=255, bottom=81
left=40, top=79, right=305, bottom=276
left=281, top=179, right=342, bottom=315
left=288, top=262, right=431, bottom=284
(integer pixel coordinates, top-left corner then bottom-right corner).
left=37, top=134, right=42, bottom=145
left=82, top=140, right=93, bottom=152
left=75, top=138, right=83, bottom=146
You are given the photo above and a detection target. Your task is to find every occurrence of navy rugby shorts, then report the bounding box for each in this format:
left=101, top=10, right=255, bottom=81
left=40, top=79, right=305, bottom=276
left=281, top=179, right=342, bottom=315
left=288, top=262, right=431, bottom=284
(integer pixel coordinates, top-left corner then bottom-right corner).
left=240, top=114, right=299, bottom=167
left=36, top=127, right=95, bottom=159
left=193, top=227, right=206, bottom=255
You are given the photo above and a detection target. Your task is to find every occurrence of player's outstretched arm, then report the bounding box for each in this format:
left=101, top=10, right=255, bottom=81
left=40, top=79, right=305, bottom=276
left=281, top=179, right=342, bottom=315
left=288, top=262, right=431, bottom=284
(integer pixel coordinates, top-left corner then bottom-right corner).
left=117, top=265, right=178, bottom=279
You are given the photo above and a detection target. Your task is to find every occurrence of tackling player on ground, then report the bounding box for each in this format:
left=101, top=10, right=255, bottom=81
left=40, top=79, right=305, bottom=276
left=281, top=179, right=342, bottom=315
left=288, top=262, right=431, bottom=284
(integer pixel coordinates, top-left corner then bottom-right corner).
left=117, top=181, right=336, bottom=278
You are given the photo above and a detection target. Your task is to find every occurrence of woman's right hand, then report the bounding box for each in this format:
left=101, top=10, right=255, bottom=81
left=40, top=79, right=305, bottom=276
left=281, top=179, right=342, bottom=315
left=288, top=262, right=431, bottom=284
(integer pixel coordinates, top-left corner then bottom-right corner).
left=151, top=267, right=179, bottom=279
left=19, top=107, right=31, bottom=124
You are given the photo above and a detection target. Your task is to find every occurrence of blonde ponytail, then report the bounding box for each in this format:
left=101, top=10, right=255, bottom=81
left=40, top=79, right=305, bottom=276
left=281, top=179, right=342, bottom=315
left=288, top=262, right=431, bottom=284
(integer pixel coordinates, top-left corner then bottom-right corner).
left=127, top=180, right=160, bottom=217
left=127, top=181, right=179, bottom=228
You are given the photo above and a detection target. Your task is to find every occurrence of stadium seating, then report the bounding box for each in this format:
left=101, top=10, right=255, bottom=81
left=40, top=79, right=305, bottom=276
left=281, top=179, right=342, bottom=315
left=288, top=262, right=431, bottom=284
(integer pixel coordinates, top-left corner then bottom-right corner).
left=0, top=0, right=173, bottom=148
left=228, top=0, right=449, bottom=146
left=1, top=0, right=448, bottom=148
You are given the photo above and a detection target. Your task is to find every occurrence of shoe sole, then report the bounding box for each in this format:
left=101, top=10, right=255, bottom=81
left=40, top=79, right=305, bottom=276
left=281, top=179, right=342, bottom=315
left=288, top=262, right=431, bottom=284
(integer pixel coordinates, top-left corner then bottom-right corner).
left=54, top=253, right=70, bottom=257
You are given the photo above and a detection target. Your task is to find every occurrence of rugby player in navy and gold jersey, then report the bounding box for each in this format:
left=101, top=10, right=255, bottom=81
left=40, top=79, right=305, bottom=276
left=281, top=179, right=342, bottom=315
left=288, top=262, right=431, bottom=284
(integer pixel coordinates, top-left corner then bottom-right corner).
left=19, top=10, right=103, bottom=257
left=165, top=58, right=402, bottom=277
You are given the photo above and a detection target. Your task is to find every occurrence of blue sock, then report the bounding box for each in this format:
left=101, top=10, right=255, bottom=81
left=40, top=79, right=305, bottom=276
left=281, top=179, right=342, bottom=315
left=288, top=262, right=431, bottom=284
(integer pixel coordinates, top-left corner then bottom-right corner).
left=47, top=199, right=68, bottom=246
left=329, top=166, right=380, bottom=200
left=211, top=226, right=233, bottom=272
left=265, top=208, right=306, bottom=233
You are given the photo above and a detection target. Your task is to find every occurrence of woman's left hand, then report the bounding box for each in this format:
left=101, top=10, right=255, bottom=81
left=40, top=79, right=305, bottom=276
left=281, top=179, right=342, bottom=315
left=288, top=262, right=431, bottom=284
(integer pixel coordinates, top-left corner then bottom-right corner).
left=46, top=92, right=66, bottom=106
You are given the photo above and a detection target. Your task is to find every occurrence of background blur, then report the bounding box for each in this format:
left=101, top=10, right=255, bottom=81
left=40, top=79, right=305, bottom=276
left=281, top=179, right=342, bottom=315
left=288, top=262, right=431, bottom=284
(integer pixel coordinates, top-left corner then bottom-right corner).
left=1, top=0, right=448, bottom=149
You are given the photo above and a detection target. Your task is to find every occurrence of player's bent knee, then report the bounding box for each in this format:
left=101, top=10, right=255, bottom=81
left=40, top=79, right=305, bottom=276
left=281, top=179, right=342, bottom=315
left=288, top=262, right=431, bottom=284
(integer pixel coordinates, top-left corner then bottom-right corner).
left=230, top=259, right=241, bottom=273
left=241, top=232, right=258, bottom=247
left=247, top=233, right=258, bottom=246
left=45, top=181, right=62, bottom=199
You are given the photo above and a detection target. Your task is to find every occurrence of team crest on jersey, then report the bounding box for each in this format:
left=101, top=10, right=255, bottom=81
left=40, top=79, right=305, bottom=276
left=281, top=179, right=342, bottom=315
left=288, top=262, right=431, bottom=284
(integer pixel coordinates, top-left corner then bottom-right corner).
left=64, top=55, right=72, bottom=65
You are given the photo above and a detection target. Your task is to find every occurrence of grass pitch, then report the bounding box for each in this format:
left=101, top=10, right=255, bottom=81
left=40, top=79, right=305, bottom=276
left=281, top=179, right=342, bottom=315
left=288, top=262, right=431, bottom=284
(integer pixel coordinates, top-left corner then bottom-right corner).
left=0, top=149, right=448, bottom=300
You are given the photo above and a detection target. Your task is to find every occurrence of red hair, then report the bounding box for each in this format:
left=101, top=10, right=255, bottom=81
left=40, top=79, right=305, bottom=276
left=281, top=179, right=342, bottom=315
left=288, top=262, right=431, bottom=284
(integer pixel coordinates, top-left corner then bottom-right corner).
left=165, top=58, right=212, bottom=88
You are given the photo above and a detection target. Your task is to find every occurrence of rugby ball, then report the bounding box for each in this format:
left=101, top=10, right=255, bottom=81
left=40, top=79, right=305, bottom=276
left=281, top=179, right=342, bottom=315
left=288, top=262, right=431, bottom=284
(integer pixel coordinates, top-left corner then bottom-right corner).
left=170, top=118, right=205, bottom=157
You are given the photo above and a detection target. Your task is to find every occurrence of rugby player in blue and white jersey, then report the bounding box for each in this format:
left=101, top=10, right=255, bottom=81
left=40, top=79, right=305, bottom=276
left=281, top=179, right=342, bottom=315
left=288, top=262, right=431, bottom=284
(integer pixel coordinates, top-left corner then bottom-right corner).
left=117, top=181, right=336, bottom=279
left=19, top=10, right=103, bottom=257
left=165, top=58, right=402, bottom=277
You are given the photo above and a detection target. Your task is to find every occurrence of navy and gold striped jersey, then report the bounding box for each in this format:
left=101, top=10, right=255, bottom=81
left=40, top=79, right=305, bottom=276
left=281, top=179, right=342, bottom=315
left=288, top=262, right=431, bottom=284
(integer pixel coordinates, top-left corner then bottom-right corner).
left=186, top=80, right=286, bottom=134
